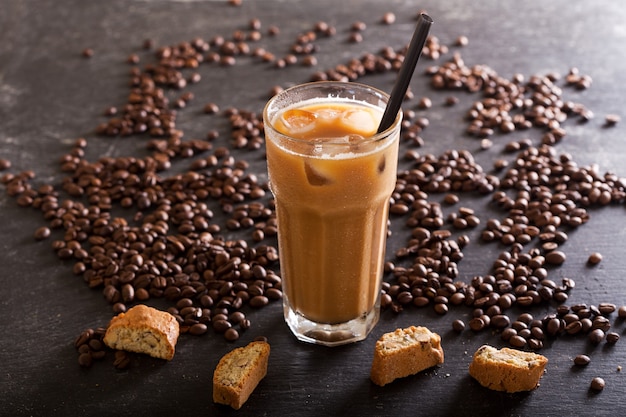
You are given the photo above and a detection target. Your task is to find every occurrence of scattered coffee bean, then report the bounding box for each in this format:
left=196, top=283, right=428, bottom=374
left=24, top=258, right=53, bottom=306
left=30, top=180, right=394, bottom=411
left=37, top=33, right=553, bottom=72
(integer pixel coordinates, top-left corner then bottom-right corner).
left=590, top=377, right=605, bottom=392
left=381, top=12, right=396, bottom=25
left=545, top=251, right=567, bottom=265
left=574, top=354, right=591, bottom=366
left=113, top=350, right=131, bottom=370
left=203, top=102, right=220, bottom=114
left=33, top=226, right=51, bottom=240
left=417, top=97, right=432, bottom=109
left=587, top=252, right=603, bottom=265
left=509, top=335, right=527, bottom=348
left=452, top=319, right=465, bottom=332
left=224, top=327, right=240, bottom=341
left=606, top=332, right=620, bottom=344
left=454, top=35, right=469, bottom=47
left=588, top=328, right=605, bottom=344
left=604, top=114, right=620, bottom=126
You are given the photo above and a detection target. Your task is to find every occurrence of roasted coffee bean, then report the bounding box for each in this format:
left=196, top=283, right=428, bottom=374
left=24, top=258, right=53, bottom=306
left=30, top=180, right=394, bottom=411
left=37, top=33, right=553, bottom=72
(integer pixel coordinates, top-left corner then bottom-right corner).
left=381, top=12, right=396, bottom=25
left=212, top=319, right=232, bottom=333
left=592, top=316, right=611, bottom=332
left=509, top=335, right=527, bottom=348
left=34, top=226, right=51, bottom=240
left=189, top=323, right=208, bottom=336
left=433, top=303, right=448, bottom=315
left=565, top=320, right=582, bottom=335
left=113, top=350, right=131, bottom=370
left=491, top=314, right=511, bottom=329
left=413, top=296, right=429, bottom=307
left=452, top=319, right=465, bottom=332
left=545, top=250, right=566, bottom=265
left=574, top=354, right=591, bottom=366
left=598, top=303, right=616, bottom=315
left=590, top=377, right=605, bottom=392
left=587, top=252, right=603, bottom=265
left=606, top=332, right=620, bottom=344
left=527, top=339, right=543, bottom=350
left=249, top=295, right=269, bottom=308
left=501, top=328, right=517, bottom=342
left=605, top=114, right=620, bottom=126
left=78, top=352, right=93, bottom=367
left=224, top=328, right=240, bottom=341
left=588, top=329, right=605, bottom=344
left=469, top=317, right=486, bottom=332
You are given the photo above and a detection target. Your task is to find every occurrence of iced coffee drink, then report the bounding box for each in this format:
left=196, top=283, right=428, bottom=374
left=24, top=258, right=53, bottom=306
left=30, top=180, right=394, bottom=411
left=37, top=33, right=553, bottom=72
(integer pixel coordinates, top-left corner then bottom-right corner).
left=264, top=82, right=401, bottom=346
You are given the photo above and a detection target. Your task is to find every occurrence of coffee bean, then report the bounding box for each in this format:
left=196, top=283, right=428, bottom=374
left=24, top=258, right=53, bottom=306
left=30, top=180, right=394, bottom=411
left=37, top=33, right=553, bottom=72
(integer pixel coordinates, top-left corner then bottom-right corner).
left=528, top=339, right=543, bottom=350
left=565, top=320, right=582, bottom=335
left=491, top=314, right=511, bottom=329
left=417, top=97, right=432, bottom=109
left=212, top=319, right=232, bottom=333
left=500, top=328, right=517, bottom=342
left=34, top=226, right=51, bottom=240
left=574, top=354, right=591, bottom=366
left=434, top=303, right=448, bottom=315
left=113, top=350, right=131, bottom=370
left=455, top=35, right=469, bottom=47
left=604, top=114, right=620, bottom=126
left=249, top=295, right=269, bottom=308
left=545, top=250, right=566, bottom=265
left=606, top=332, right=620, bottom=344
left=189, top=323, right=208, bottom=336
left=598, top=303, right=616, bottom=315
left=590, top=377, right=605, bottom=392
left=381, top=12, right=396, bottom=25
left=587, top=252, right=603, bottom=265
left=469, top=317, right=486, bottom=332
left=452, top=319, right=465, bottom=332
left=509, top=335, right=527, bottom=348
left=78, top=352, right=93, bottom=367
left=224, top=328, right=240, bottom=341
left=588, top=329, right=605, bottom=344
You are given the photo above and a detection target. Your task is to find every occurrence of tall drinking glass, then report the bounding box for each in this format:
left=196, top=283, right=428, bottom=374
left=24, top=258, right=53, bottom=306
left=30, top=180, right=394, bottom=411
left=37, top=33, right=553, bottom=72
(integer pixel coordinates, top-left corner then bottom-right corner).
left=264, top=81, right=402, bottom=346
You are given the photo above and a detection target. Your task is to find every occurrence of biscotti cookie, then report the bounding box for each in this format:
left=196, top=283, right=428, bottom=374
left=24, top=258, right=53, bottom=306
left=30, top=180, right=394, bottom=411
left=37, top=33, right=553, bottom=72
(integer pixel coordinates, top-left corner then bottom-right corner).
left=103, top=304, right=180, bottom=361
left=370, top=325, right=444, bottom=386
left=213, top=341, right=270, bottom=410
left=468, top=345, right=548, bottom=392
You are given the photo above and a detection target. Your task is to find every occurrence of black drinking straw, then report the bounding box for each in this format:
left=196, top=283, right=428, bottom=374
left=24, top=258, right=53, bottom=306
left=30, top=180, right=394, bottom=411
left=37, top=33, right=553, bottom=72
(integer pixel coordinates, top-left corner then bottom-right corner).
left=377, top=13, right=433, bottom=133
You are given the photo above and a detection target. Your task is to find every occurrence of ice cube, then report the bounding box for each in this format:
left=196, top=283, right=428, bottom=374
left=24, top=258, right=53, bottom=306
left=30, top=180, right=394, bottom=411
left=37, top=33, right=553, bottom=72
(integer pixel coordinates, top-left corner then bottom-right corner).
left=280, top=109, right=317, bottom=135
left=315, top=108, right=342, bottom=121
left=339, top=108, right=377, bottom=136
left=304, top=160, right=332, bottom=186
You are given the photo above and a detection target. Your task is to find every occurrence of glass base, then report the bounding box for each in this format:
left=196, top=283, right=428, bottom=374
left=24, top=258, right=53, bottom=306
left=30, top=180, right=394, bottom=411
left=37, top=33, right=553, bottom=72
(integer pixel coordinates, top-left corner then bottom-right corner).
left=284, top=302, right=380, bottom=347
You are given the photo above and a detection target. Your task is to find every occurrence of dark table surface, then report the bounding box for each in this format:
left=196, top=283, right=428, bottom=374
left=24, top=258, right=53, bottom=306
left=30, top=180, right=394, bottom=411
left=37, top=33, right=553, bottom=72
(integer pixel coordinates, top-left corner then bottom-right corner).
left=2, top=1, right=626, bottom=416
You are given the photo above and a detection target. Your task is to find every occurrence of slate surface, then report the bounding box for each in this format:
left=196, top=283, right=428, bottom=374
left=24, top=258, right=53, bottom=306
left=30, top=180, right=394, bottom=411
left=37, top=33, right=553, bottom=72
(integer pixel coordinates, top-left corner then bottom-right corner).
left=1, top=1, right=625, bottom=416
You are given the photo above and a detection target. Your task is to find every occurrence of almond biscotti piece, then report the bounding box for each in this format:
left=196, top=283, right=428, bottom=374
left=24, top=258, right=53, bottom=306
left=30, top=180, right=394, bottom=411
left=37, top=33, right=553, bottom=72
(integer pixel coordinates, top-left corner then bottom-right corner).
left=213, top=341, right=270, bottom=410
left=468, top=345, right=548, bottom=392
left=103, top=304, right=180, bottom=361
left=370, top=326, right=444, bottom=386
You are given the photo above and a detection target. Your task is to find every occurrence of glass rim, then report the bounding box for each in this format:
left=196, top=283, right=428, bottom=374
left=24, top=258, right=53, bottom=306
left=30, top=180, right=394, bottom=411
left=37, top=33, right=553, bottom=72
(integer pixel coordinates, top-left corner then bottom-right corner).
left=263, top=81, right=403, bottom=146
